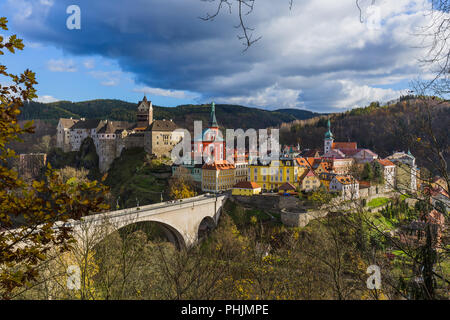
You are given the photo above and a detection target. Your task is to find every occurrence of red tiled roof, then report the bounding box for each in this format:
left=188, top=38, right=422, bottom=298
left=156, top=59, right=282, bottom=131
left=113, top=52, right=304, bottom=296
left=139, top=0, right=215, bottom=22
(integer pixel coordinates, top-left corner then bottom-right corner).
left=359, top=181, right=371, bottom=188
left=340, top=149, right=360, bottom=157
left=233, top=181, right=261, bottom=189
left=377, top=159, right=395, bottom=167
left=306, top=170, right=316, bottom=177
left=295, top=157, right=313, bottom=168
left=279, top=182, right=297, bottom=191
left=316, top=162, right=329, bottom=173
left=202, top=161, right=235, bottom=170
left=335, top=175, right=357, bottom=185
left=332, top=142, right=357, bottom=150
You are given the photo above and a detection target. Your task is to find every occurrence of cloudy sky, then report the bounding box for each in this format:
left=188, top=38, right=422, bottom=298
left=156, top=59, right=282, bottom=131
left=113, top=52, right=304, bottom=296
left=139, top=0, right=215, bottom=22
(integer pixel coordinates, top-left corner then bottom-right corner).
left=0, top=0, right=438, bottom=112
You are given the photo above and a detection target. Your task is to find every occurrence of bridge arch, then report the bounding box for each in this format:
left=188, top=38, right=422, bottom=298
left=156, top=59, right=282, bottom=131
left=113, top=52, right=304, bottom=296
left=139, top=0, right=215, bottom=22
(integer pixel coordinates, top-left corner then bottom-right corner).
left=197, top=216, right=216, bottom=241
left=72, top=194, right=228, bottom=250
left=115, top=220, right=186, bottom=250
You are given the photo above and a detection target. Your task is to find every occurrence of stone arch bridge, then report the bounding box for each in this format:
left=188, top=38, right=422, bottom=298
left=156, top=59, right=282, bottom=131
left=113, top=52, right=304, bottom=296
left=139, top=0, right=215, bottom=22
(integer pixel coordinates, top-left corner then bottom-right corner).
left=63, top=194, right=228, bottom=249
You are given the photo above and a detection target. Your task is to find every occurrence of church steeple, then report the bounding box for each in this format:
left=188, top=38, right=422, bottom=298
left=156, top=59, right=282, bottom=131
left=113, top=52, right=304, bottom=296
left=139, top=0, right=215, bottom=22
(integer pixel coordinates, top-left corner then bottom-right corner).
left=324, top=118, right=333, bottom=139
left=324, top=118, right=334, bottom=154
left=209, top=101, right=218, bottom=128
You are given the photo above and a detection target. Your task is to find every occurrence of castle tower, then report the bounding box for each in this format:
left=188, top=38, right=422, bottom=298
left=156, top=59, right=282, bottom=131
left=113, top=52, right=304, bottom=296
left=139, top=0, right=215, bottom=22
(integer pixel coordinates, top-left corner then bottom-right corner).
left=136, top=95, right=153, bottom=128
left=324, top=118, right=334, bottom=154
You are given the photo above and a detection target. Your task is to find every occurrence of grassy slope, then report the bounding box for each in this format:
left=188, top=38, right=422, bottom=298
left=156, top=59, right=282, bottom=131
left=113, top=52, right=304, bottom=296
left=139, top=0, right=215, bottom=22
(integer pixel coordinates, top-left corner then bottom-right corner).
left=104, top=148, right=171, bottom=208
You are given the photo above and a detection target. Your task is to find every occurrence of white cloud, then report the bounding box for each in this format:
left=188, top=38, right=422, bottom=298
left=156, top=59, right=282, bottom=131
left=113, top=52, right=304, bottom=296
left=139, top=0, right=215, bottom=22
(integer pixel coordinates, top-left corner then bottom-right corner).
left=83, top=59, right=95, bottom=69
left=215, top=84, right=302, bottom=109
left=36, top=95, right=59, bottom=103
left=39, top=0, right=54, bottom=6
left=333, top=80, right=403, bottom=109
left=133, top=86, right=199, bottom=99
left=47, top=59, right=77, bottom=72
left=9, top=0, right=32, bottom=21
left=89, top=70, right=122, bottom=86
left=5, top=0, right=442, bottom=111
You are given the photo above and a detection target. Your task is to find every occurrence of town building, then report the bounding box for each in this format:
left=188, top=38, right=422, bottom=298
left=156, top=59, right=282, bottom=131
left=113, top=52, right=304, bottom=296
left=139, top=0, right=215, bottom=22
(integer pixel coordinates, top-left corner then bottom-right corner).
left=298, top=169, right=321, bottom=192
left=171, top=162, right=203, bottom=187
left=329, top=175, right=360, bottom=200
left=232, top=181, right=262, bottom=196
left=249, top=159, right=299, bottom=191
left=281, top=144, right=301, bottom=157
left=387, top=151, right=418, bottom=193
left=193, top=102, right=224, bottom=163
left=319, top=172, right=337, bottom=191
left=279, top=182, right=297, bottom=195
left=201, top=161, right=236, bottom=193
left=374, top=158, right=396, bottom=191
left=323, top=119, right=378, bottom=166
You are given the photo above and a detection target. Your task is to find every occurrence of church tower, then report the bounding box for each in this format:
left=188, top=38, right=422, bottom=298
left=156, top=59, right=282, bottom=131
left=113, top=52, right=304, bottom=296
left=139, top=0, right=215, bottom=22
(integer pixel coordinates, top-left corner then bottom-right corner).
left=136, top=95, right=153, bottom=128
left=209, top=101, right=218, bottom=128
left=324, top=118, right=334, bottom=154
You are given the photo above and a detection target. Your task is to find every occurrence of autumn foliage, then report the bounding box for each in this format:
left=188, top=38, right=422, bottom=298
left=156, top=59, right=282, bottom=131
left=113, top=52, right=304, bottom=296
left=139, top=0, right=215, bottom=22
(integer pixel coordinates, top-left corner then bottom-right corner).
left=0, top=17, right=109, bottom=299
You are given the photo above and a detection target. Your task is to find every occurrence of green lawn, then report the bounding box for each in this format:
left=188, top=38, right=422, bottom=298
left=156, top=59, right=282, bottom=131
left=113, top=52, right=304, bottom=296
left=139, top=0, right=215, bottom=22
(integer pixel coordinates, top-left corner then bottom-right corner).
left=368, top=197, right=391, bottom=208
left=370, top=213, right=397, bottom=231
left=399, top=194, right=411, bottom=201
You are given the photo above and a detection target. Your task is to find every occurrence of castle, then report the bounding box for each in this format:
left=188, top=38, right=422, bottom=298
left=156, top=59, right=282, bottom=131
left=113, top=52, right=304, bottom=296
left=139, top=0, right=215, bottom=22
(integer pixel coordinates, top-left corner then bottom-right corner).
left=56, top=96, right=184, bottom=172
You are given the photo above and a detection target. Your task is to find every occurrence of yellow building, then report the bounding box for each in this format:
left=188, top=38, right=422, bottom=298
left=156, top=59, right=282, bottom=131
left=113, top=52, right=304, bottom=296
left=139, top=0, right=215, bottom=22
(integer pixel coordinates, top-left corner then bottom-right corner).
left=232, top=181, right=262, bottom=196
left=249, top=159, right=299, bottom=191
left=299, top=169, right=321, bottom=192
left=318, top=172, right=336, bottom=191
left=202, top=161, right=236, bottom=193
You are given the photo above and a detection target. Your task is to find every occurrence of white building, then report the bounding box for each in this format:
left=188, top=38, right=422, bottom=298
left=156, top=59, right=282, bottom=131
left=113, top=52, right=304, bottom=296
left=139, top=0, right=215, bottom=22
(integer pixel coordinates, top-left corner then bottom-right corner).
left=387, top=151, right=418, bottom=192
left=56, top=118, right=79, bottom=152
left=330, top=175, right=360, bottom=200
left=374, top=159, right=396, bottom=191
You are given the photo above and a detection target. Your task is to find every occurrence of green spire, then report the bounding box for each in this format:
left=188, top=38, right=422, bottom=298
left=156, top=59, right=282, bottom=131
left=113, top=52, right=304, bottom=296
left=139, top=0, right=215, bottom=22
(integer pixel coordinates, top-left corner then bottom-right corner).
left=325, top=118, right=333, bottom=139
left=209, top=101, right=218, bottom=127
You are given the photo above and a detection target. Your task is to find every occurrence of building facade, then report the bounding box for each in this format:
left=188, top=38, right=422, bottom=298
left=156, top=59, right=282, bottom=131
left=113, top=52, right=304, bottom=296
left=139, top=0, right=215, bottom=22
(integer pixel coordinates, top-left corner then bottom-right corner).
left=202, top=161, right=236, bottom=193
left=330, top=175, right=360, bottom=200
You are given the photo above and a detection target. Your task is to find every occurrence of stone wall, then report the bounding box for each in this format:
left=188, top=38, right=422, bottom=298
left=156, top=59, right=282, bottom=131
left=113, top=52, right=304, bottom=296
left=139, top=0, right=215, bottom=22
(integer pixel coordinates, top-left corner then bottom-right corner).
left=281, top=209, right=328, bottom=228
left=232, top=194, right=302, bottom=211
left=97, top=139, right=117, bottom=173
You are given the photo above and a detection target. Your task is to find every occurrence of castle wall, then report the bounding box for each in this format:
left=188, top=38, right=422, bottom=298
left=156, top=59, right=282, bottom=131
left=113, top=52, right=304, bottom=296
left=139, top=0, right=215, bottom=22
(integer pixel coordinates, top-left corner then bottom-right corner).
left=97, top=137, right=117, bottom=173
left=150, top=130, right=184, bottom=158
left=70, top=129, right=91, bottom=151
left=56, top=123, right=72, bottom=152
